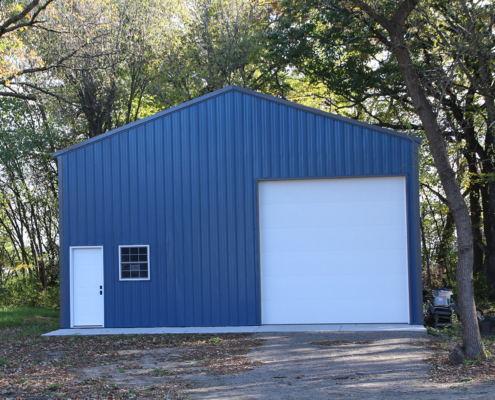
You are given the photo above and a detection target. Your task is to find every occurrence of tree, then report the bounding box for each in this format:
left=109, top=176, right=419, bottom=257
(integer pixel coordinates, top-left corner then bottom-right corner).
left=0, top=0, right=80, bottom=100
left=0, top=96, right=66, bottom=289
left=270, top=0, right=487, bottom=360
left=150, top=0, right=269, bottom=108
left=30, top=0, right=184, bottom=138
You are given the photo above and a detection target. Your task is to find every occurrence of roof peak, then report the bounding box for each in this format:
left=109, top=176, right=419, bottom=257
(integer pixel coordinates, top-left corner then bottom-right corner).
left=53, top=85, right=421, bottom=157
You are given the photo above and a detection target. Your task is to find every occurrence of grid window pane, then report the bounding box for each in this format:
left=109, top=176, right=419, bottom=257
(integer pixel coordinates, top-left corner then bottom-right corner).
left=120, top=246, right=149, bottom=280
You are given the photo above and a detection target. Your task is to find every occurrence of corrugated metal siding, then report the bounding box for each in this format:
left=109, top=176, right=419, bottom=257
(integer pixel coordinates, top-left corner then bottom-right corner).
left=59, top=90, right=421, bottom=328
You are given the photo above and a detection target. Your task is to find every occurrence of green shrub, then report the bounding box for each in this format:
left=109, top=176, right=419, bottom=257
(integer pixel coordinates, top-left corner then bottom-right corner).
left=0, top=277, right=59, bottom=309
left=426, top=326, right=441, bottom=337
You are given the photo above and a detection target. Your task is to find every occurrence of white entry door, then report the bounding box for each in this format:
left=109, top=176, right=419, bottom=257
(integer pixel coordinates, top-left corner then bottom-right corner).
left=71, top=247, right=104, bottom=327
left=259, top=177, right=410, bottom=324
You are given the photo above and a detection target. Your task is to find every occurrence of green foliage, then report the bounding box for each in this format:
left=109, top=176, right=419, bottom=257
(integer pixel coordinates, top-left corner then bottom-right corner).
left=426, top=327, right=441, bottom=337
left=0, top=277, right=59, bottom=309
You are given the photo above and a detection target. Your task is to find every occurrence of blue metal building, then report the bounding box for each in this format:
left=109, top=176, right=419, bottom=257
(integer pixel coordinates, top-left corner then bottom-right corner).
left=54, top=86, right=423, bottom=328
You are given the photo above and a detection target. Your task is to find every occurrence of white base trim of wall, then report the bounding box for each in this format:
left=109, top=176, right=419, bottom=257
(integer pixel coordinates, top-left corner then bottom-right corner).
left=43, top=324, right=426, bottom=336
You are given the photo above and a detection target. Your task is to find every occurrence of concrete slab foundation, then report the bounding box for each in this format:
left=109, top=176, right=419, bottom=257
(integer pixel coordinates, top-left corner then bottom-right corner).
left=43, top=324, right=426, bottom=336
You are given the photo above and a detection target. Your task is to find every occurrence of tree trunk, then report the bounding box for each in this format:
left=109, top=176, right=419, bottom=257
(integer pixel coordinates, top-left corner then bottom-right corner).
left=436, top=210, right=454, bottom=281
left=391, top=37, right=483, bottom=360
left=351, top=0, right=485, bottom=360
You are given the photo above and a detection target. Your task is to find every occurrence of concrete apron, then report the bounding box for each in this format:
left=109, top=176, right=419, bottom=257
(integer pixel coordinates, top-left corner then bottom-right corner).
left=43, top=324, right=426, bottom=336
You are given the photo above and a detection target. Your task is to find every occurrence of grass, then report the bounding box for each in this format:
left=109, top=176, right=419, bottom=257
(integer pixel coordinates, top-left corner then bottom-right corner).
left=0, top=306, right=59, bottom=335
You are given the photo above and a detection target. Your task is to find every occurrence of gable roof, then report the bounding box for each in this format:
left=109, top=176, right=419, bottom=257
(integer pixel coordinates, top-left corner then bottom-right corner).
left=53, top=85, right=422, bottom=157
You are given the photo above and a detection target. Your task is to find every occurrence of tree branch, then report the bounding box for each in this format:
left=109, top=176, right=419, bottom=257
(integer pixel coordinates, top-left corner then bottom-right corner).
left=421, top=182, right=448, bottom=205
left=0, top=0, right=53, bottom=37
left=350, top=0, right=391, bottom=31
left=0, top=0, right=54, bottom=37
left=0, top=91, right=36, bottom=101
left=0, top=0, right=40, bottom=34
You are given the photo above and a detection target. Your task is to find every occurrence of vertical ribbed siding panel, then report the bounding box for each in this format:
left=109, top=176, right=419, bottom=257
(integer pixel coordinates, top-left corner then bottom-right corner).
left=163, top=115, right=176, bottom=325
left=362, top=129, right=371, bottom=175
left=171, top=112, right=184, bottom=326
left=246, top=95, right=258, bottom=325
left=189, top=105, right=202, bottom=326
left=207, top=98, right=220, bottom=326
left=137, top=124, right=151, bottom=326
left=75, top=151, right=85, bottom=245
left=225, top=94, right=238, bottom=325
left=307, top=113, right=316, bottom=176
left=353, top=126, right=362, bottom=176
left=61, top=89, right=420, bottom=327
left=145, top=123, right=156, bottom=326
left=181, top=107, right=194, bottom=327
left=153, top=118, right=167, bottom=325
left=109, top=136, right=121, bottom=326
left=102, top=138, right=113, bottom=326
left=235, top=92, right=247, bottom=324
left=198, top=102, right=210, bottom=325
left=318, top=115, right=326, bottom=175
left=218, top=94, right=229, bottom=325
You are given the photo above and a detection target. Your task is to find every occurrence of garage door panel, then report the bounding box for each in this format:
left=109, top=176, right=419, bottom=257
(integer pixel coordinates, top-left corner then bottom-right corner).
left=261, top=272, right=407, bottom=301
left=262, top=298, right=409, bottom=324
left=259, top=177, right=409, bottom=325
left=261, top=224, right=407, bottom=252
left=259, top=178, right=406, bottom=205
left=261, top=249, right=408, bottom=277
left=260, top=200, right=407, bottom=228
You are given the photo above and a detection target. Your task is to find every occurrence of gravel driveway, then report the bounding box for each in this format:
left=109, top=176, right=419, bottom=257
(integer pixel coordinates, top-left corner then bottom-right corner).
left=184, top=331, right=493, bottom=400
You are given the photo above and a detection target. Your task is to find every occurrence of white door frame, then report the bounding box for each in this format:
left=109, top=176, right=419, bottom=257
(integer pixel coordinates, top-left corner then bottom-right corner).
left=70, top=246, right=105, bottom=328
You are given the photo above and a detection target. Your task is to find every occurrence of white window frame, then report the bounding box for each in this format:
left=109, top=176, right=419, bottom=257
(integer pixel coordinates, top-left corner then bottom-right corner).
left=118, top=245, right=150, bottom=281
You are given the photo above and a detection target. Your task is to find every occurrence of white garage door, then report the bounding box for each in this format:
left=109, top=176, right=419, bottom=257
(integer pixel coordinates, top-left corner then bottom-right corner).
left=259, top=177, right=409, bottom=324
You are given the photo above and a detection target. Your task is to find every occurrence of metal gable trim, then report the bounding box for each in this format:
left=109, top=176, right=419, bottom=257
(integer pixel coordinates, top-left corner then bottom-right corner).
left=53, top=85, right=422, bottom=157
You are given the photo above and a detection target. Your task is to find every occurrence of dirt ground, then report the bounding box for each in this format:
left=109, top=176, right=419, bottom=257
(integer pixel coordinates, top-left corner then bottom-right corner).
left=184, top=331, right=495, bottom=399
left=1, top=330, right=495, bottom=399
